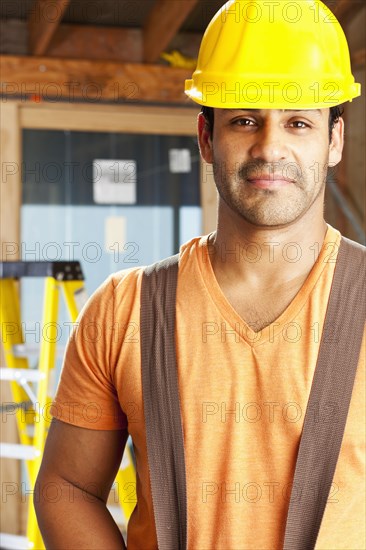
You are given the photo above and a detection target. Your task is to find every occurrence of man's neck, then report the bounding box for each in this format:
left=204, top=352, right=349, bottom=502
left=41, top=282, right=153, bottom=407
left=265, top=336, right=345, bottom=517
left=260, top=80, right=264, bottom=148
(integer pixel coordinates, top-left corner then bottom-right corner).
left=209, top=200, right=328, bottom=289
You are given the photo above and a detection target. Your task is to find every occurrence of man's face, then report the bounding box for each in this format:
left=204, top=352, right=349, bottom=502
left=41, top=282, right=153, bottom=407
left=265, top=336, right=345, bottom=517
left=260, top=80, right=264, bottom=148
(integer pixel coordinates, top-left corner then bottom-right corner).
left=198, top=108, right=344, bottom=227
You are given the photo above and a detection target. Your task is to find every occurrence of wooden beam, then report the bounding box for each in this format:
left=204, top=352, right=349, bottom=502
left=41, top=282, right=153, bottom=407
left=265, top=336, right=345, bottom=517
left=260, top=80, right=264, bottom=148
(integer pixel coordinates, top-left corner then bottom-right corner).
left=0, top=19, right=202, bottom=61
left=46, top=25, right=143, bottom=63
left=0, top=101, right=22, bottom=538
left=29, top=0, right=70, bottom=56
left=0, top=102, right=21, bottom=259
left=0, top=55, right=192, bottom=104
left=143, top=0, right=198, bottom=64
left=333, top=0, right=365, bottom=25
left=19, top=103, right=198, bottom=135
left=46, top=25, right=200, bottom=63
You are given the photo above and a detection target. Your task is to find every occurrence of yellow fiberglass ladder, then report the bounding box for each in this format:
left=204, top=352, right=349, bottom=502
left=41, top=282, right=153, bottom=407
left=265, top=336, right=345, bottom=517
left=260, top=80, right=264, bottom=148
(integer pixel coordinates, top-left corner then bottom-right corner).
left=0, top=261, right=136, bottom=549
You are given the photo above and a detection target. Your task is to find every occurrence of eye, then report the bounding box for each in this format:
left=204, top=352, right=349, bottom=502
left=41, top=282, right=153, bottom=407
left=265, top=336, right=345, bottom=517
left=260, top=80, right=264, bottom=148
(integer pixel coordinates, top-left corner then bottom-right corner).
left=232, top=118, right=256, bottom=127
left=288, top=120, right=311, bottom=129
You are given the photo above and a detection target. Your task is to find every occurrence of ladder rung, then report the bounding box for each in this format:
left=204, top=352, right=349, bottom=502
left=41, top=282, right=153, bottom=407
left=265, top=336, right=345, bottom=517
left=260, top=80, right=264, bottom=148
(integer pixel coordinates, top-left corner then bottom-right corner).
left=108, top=504, right=124, bottom=525
left=26, top=425, right=35, bottom=438
left=0, top=443, right=41, bottom=460
left=0, top=368, right=45, bottom=382
left=12, top=344, right=66, bottom=358
left=0, top=260, right=84, bottom=280
left=0, top=533, right=31, bottom=549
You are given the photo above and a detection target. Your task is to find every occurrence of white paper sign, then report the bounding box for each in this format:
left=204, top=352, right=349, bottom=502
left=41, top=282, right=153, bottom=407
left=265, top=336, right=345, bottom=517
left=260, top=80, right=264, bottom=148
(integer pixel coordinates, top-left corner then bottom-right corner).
left=93, top=159, right=137, bottom=204
left=169, top=149, right=192, bottom=174
left=105, top=216, right=126, bottom=252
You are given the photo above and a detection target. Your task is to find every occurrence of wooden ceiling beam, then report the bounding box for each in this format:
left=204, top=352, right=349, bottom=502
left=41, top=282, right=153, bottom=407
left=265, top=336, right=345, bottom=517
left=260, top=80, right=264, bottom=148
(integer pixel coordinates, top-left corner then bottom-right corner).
left=46, top=25, right=200, bottom=63
left=46, top=25, right=143, bottom=63
left=333, top=0, right=365, bottom=25
left=29, top=0, right=70, bottom=56
left=0, top=20, right=201, bottom=61
left=143, top=0, right=198, bottom=64
left=0, top=55, right=192, bottom=105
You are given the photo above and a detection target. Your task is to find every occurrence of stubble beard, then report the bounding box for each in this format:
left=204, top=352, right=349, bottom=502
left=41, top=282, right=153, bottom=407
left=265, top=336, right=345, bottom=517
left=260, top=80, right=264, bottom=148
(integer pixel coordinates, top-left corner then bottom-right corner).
left=212, top=158, right=327, bottom=228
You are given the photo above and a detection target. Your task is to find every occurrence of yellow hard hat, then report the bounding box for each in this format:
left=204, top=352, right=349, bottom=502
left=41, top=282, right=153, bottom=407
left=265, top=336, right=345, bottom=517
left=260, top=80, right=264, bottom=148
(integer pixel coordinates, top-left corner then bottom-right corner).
left=185, top=0, right=361, bottom=109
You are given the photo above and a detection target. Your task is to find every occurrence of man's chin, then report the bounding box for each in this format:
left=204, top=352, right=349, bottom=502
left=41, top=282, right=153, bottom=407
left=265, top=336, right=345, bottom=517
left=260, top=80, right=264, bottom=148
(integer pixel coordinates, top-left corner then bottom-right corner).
left=233, top=203, right=306, bottom=228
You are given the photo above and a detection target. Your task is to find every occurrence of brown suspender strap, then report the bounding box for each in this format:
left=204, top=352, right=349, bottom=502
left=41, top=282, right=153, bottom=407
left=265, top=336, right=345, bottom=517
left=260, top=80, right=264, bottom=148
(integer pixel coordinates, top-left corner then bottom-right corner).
left=140, top=237, right=365, bottom=550
left=140, top=254, right=187, bottom=550
left=283, top=236, right=366, bottom=549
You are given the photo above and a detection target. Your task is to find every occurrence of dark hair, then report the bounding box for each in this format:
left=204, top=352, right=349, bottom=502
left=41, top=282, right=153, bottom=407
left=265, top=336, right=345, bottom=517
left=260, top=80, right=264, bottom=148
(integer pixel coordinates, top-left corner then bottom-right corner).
left=201, top=105, right=344, bottom=142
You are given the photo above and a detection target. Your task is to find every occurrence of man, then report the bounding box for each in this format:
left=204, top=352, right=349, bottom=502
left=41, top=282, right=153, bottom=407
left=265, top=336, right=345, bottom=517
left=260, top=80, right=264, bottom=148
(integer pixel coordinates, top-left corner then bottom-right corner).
left=35, top=1, right=365, bottom=548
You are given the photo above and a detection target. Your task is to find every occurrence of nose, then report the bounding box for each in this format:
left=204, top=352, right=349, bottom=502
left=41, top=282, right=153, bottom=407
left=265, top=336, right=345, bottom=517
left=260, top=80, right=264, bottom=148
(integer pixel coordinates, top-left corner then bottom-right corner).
left=249, top=122, right=289, bottom=163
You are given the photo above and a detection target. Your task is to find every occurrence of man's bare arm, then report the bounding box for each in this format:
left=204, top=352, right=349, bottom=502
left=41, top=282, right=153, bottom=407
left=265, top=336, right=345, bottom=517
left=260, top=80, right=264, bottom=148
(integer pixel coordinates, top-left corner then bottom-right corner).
left=34, top=418, right=129, bottom=549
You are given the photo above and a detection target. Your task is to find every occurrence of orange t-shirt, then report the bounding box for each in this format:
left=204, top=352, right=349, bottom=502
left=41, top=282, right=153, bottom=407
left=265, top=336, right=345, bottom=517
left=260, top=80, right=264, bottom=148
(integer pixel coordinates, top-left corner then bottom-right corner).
left=51, top=225, right=365, bottom=549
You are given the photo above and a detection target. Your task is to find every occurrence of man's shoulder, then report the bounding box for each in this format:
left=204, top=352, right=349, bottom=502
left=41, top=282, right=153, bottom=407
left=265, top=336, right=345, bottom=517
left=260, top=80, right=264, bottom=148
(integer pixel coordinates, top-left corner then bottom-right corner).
left=109, top=265, right=144, bottom=289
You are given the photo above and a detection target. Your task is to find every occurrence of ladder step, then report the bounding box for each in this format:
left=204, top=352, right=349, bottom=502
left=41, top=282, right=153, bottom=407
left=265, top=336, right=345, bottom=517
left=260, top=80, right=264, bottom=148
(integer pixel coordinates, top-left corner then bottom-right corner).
left=0, top=533, right=31, bottom=549
left=108, top=504, right=124, bottom=525
left=0, top=260, right=84, bottom=280
left=0, top=368, right=45, bottom=382
left=12, top=344, right=66, bottom=358
left=0, top=443, right=41, bottom=460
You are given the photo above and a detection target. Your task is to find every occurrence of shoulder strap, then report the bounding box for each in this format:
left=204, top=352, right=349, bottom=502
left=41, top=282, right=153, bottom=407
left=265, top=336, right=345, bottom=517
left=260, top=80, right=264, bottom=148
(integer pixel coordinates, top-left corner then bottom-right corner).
left=140, top=253, right=187, bottom=550
left=283, top=236, right=366, bottom=549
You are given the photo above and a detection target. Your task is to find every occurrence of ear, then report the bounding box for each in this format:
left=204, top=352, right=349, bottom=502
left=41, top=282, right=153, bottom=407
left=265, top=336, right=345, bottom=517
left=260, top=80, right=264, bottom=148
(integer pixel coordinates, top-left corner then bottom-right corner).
left=197, top=113, right=213, bottom=164
left=328, top=116, right=344, bottom=167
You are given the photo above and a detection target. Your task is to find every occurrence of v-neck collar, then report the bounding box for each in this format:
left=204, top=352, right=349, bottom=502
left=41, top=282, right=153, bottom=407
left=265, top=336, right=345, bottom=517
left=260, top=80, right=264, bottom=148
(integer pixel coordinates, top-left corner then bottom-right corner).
left=195, top=225, right=341, bottom=348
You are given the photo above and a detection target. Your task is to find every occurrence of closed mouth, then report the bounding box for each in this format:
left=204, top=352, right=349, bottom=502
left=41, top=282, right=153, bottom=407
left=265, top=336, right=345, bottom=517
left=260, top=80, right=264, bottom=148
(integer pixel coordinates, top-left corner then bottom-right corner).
left=247, top=174, right=295, bottom=183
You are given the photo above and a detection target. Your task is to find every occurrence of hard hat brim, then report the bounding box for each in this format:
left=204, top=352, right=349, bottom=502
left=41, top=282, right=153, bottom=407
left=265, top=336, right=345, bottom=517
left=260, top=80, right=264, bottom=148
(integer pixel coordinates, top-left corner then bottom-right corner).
left=185, top=76, right=361, bottom=110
